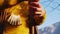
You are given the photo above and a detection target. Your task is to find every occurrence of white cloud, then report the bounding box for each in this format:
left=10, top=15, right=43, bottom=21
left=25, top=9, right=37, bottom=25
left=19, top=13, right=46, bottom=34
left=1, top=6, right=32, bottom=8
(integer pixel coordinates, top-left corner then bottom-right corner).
left=43, top=32, right=47, bottom=34
left=47, top=24, right=56, bottom=33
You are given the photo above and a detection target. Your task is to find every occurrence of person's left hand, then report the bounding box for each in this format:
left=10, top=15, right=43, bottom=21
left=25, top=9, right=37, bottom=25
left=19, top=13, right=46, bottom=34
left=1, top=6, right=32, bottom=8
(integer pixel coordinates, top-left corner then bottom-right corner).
left=7, top=13, right=21, bottom=25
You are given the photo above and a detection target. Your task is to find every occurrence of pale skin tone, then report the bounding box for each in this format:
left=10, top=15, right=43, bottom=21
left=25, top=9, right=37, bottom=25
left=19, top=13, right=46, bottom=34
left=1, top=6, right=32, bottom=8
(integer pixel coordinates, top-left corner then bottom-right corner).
left=0, top=0, right=46, bottom=34
left=6, top=0, right=46, bottom=25
left=0, top=0, right=46, bottom=18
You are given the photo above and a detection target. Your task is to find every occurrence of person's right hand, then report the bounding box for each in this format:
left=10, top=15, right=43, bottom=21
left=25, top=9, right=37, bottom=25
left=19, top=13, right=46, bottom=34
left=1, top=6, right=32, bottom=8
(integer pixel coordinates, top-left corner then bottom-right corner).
left=29, top=0, right=46, bottom=25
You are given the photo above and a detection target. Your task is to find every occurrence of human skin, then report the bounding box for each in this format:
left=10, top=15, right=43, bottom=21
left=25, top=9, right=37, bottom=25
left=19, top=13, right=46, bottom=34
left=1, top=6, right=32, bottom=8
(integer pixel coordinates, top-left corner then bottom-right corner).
left=0, top=0, right=46, bottom=34
left=0, top=0, right=46, bottom=25
left=6, top=0, right=46, bottom=25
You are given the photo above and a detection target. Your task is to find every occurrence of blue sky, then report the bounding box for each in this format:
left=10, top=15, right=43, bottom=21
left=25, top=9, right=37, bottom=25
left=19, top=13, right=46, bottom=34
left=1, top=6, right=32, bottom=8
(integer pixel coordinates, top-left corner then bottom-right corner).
left=39, top=22, right=60, bottom=34
left=38, top=0, right=60, bottom=29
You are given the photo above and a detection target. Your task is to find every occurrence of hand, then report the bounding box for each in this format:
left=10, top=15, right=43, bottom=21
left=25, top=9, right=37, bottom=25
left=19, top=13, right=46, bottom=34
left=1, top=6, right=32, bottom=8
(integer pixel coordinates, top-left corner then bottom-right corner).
left=7, top=13, right=21, bottom=26
left=29, top=0, right=46, bottom=25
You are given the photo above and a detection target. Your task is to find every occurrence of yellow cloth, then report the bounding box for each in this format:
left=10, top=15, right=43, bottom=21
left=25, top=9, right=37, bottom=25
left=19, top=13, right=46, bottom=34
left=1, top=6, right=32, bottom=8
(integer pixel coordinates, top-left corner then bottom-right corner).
left=3, top=1, right=46, bottom=34
left=3, top=1, right=29, bottom=34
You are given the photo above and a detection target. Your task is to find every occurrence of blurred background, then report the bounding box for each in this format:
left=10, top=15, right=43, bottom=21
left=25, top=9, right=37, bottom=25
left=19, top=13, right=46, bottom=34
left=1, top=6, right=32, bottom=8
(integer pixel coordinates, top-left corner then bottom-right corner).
left=38, top=0, right=60, bottom=34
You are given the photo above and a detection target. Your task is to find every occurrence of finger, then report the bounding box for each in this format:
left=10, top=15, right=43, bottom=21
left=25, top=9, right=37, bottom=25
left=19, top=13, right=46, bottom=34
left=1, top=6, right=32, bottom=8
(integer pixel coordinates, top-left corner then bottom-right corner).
left=12, top=19, right=15, bottom=25
left=6, top=14, right=11, bottom=20
left=29, top=5, right=42, bottom=12
left=10, top=18, right=13, bottom=25
left=8, top=14, right=13, bottom=24
left=35, top=11, right=41, bottom=14
left=17, top=18, right=20, bottom=25
left=34, top=8, right=42, bottom=15
left=8, top=15, right=11, bottom=22
left=10, top=15, right=15, bottom=25
left=11, top=17, right=15, bottom=25
left=13, top=17, right=18, bottom=25
left=4, top=9, right=11, bottom=19
left=29, top=2, right=40, bottom=8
